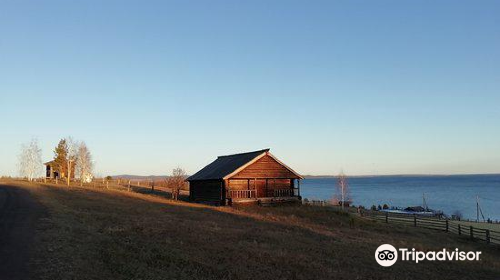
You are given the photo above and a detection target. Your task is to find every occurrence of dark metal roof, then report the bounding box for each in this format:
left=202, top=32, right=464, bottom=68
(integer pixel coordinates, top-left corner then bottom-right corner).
left=187, top=149, right=269, bottom=181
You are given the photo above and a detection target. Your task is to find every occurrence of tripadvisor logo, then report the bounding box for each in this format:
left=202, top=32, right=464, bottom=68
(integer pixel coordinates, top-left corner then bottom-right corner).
left=375, top=244, right=398, bottom=267
left=375, top=244, right=481, bottom=267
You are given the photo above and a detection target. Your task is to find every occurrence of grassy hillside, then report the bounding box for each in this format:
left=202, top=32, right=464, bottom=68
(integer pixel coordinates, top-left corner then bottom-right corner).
left=16, top=182, right=500, bottom=280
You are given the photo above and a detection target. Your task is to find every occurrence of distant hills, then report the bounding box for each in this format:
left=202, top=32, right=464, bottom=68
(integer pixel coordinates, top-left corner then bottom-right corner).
left=113, top=175, right=172, bottom=180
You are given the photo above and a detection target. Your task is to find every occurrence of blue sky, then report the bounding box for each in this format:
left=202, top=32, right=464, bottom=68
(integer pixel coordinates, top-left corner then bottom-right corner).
left=1, top=0, right=499, bottom=176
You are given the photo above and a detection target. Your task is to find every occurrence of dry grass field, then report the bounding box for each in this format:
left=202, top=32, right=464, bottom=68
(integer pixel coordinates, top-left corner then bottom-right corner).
left=10, top=181, right=500, bottom=280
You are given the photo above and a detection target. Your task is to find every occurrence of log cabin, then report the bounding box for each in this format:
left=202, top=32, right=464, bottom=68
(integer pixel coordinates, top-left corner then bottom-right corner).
left=44, top=160, right=75, bottom=179
left=187, top=149, right=303, bottom=205
left=44, top=161, right=60, bottom=179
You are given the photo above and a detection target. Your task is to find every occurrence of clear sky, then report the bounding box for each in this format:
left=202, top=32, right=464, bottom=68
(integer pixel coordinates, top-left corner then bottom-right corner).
left=1, top=0, right=499, bottom=176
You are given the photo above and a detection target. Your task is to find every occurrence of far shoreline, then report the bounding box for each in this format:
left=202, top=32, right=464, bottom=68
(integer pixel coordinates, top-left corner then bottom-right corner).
left=104, top=173, right=500, bottom=181
left=302, top=173, right=500, bottom=179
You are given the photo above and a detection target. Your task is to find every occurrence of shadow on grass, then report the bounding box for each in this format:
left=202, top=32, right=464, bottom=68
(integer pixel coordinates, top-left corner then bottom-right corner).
left=36, top=181, right=500, bottom=252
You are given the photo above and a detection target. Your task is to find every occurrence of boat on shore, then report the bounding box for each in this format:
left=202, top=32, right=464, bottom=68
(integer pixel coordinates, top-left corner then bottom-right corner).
left=379, top=193, right=444, bottom=217
left=380, top=207, right=443, bottom=217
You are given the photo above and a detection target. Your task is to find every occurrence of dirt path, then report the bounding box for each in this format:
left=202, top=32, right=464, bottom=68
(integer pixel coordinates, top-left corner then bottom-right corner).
left=0, top=183, right=45, bottom=280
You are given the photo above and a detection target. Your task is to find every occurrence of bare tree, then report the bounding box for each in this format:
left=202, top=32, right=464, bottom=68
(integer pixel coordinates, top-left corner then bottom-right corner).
left=335, top=171, right=351, bottom=210
left=18, top=139, right=42, bottom=181
left=167, top=167, right=187, bottom=200
left=76, top=142, right=93, bottom=186
left=65, top=137, right=78, bottom=186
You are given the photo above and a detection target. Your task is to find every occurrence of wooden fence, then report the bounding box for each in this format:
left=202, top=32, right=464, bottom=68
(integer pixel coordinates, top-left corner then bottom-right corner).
left=362, top=210, right=500, bottom=246
left=37, top=177, right=189, bottom=197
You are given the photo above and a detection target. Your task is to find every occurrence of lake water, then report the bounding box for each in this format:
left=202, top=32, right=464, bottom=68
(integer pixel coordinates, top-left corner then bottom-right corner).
left=300, top=174, right=500, bottom=221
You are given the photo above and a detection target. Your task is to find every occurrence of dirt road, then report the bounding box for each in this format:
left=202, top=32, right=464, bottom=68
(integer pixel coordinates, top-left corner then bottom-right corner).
left=0, top=183, right=45, bottom=280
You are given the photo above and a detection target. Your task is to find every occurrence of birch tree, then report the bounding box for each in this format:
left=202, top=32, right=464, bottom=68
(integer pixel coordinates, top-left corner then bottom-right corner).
left=335, top=171, right=351, bottom=210
left=18, top=139, right=43, bottom=181
left=76, top=142, right=93, bottom=186
left=65, top=137, right=78, bottom=186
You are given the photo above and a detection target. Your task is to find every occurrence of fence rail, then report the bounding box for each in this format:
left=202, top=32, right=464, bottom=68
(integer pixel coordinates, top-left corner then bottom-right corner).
left=27, top=177, right=190, bottom=198
left=37, top=177, right=188, bottom=189
left=363, top=210, right=500, bottom=246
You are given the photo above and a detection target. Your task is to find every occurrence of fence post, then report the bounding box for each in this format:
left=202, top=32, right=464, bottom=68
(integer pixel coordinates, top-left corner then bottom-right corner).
left=470, top=226, right=474, bottom=240
left=486, top=230, right=490, bottom=244
left=128, top=180, right=131, bottom=192
left=445, top=220, right=449, bottom=232
left=106, top=181, right=109, bottom=189
left=413, top=215, right=417, bottom=227
left=458, top=224, right=461, bottom=235
left=385, top=212, right=388, bottom=223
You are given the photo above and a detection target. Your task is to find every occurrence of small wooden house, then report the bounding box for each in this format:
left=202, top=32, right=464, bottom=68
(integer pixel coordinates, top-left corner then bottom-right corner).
left=44, top=161, right=60, bottom=179
left=44, top=160, right=75, bottom=179
left=187, top=149, right=303, bottom=205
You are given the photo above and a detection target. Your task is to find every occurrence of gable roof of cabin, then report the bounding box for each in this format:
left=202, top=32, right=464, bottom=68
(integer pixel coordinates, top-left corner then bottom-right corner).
left=187, top=149, right=302, bottom=181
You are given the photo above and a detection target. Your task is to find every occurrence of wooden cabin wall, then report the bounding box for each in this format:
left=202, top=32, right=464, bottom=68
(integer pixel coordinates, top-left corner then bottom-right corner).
left=226, top=179, right=251, bottom=190
left=231, top=154, right=299, bottom=179
left=189, top=180, right=222, bottom=203
left=267, top=179, right=291, bottom=190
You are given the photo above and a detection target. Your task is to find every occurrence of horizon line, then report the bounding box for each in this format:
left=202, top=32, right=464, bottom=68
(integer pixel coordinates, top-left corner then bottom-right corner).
left=108, top=172, right=500, bottom=178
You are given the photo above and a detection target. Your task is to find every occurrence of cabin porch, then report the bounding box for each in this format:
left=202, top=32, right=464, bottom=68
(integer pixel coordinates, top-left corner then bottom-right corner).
left=226, top=178, right=302, bottom=204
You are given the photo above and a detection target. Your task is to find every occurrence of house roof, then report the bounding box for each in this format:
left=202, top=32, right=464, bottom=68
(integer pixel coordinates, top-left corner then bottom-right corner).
left=187, top=149, right=302, bottom=181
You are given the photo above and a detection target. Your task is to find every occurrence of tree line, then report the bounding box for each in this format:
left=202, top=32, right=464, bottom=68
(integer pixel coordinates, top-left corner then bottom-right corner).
left=18, top=137, right=93, bottom=186
left=18, top=138, right=187, bottom=200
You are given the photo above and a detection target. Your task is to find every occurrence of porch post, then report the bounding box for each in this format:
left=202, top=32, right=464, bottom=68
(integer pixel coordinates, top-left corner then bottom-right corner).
left=220, top=180, right=224, bottom=205
left=298, top=179, right=301, bottom=197
left=254, top=178, right=257, bottom=198
left=247, top=179, right=250, bottom=199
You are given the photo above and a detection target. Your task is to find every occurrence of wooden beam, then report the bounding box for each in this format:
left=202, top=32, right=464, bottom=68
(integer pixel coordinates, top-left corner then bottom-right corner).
left=220, top=180, right=224, bottom=205
left=296, top=179, right=299, bottom=196
left=254, top=178, right=257, bottom=197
